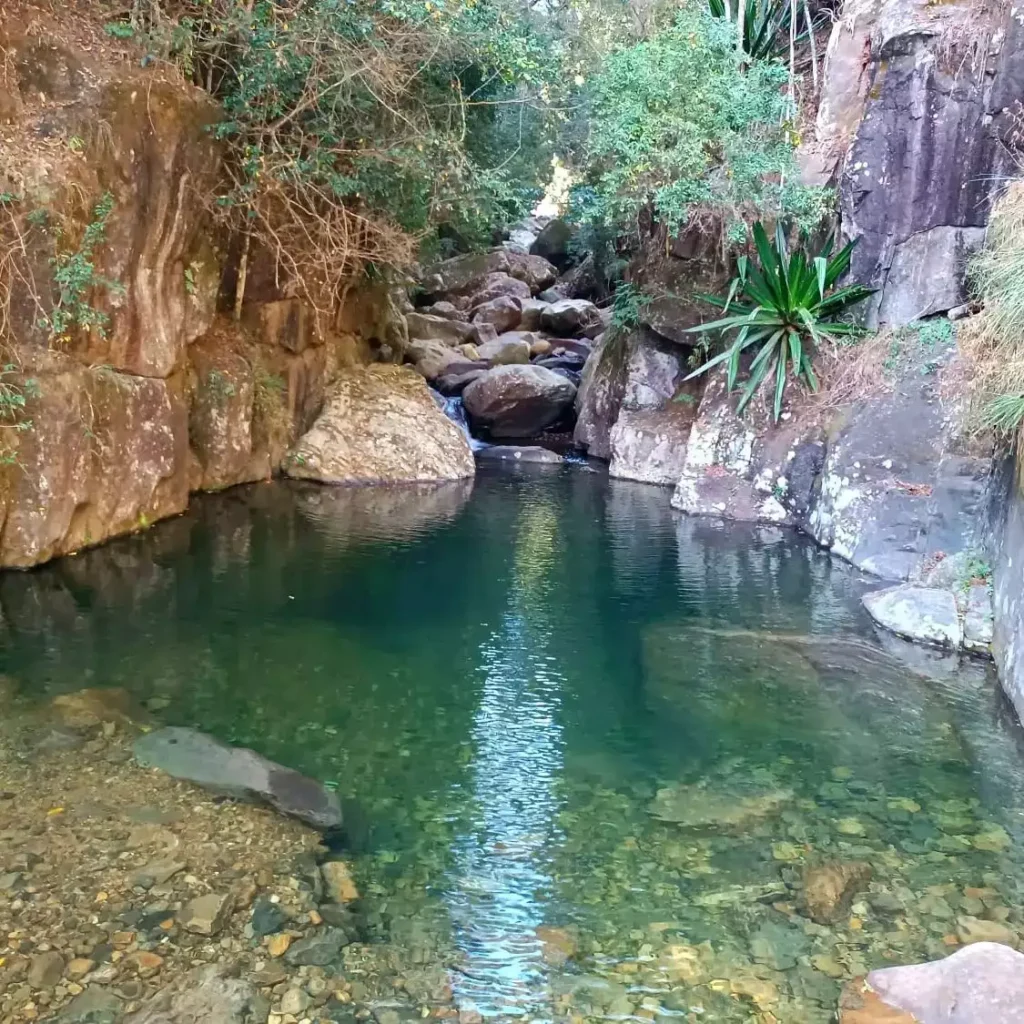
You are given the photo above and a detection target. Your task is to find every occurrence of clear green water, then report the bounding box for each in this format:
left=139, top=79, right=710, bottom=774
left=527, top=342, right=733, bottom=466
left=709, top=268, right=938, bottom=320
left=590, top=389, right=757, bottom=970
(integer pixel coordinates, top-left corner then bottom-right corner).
left=5, top=467, right=1024, bottom=1022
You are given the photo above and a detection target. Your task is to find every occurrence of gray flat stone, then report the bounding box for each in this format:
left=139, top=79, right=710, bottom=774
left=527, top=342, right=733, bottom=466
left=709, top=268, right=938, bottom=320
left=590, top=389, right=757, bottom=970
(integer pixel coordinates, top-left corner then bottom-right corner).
left=133, top=727, right=341, bottom=830
left=863, top=585, right=962, bottom=649
left=865, top=941, right=1024, bottom=1022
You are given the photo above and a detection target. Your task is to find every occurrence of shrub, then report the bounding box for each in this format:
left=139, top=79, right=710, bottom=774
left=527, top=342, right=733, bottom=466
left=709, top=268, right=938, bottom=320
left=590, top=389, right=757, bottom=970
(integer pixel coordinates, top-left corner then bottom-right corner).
left=140, top=0, right=558, bottom=315
left=567, top=3, right=828, bottom=245
left=683, top=222, right=873, bottom=420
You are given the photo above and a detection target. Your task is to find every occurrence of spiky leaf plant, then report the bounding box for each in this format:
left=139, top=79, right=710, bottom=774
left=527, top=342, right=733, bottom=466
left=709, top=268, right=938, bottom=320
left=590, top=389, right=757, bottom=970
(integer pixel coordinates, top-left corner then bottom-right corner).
left=684, top=222, right=874, bottom=421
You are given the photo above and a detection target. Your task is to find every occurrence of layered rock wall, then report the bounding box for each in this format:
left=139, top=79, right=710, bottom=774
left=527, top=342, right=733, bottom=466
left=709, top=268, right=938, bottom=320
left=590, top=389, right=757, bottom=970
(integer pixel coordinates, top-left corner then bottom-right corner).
left=0, top=15, right=396, bottom=568
left=804, top=0, right=1024, bottom=326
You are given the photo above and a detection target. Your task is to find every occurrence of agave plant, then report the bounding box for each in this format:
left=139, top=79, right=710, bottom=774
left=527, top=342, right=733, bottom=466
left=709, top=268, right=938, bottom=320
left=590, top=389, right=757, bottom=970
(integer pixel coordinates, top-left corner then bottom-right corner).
left=707, top=0, right=809, bottom=60
left=684, top=222, right=874, bottom=422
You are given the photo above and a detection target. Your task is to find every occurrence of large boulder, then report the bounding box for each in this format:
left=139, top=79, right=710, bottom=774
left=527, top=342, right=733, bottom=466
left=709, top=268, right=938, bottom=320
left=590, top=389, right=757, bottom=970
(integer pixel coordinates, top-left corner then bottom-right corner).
left=406, top=338, right=467, bottom=380
left=284, top=365, right=474, bottom=483
left=608, top=331, right=696, bottom=485
left=507, top=251, right=559, bottom=293
left=838, top=943, right=1024, bottom=1023
left=423, top=250, right=510, bottom=295
left=805, top=0, right=1024, bottom=327
left=574, top=333, right=628, bottom=460
left=463, top=365, right=576, bottom=438
left=670, top=371, right=826, bottom=526
left=540, top=299, right=602, bottom=337
left=405, top=312, right=477, bottom=346
left=465, top=272, right=532, bottom=309
left=529, top=219, right=573, bottom=269
left=134, top=727, right=342, bottom=830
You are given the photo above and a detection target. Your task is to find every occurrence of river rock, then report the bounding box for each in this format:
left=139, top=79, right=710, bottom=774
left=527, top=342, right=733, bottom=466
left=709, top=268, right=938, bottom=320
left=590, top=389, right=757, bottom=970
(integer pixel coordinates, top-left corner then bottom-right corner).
left=180, top=892, right=233, bottom=936
left=60, top=988, right=123, bottom=1024
left=406, top=338, right=467, bottom=380
left=955, top=916, right=1017, bottom=947
left=472, top=296, right=522, bottom=333
left=540, top=299, right=601, bottom=337
left=649, top=784, right=792, bottom=830
left=321, top=860, right=360, bottom=903
left=463, top=365, right=576, bottom=438
left=50, top=687, right=151, bottom=732
left=405, top=312, right=476, bottom=346
left=251, top=897, right=288, bottom=937
left=424, top=250, right=510, bottom=295
left=284, top=365, right=474, bottom=485
left=123, top=964, right=259, bottom=1023
left=863, top=586, right=962, bottom=649
left=29, top=950, right=65, bottom=989
left=421, top=301, right=467, bottom=322
left=574, top=333, right=628, bottom=460
left=285, top=927, right=349, bottom=967
left=610, top=331, right=696, bottom=484
left=434, top=369, right=487, bottom=395
left=802, top=860, right=872, bottom=924
left=464, top=272, right=532, bottom=309
left=134, top=726, right=343, bottom=830
left=477, top=334, right=533, bottom=366
left=840, top=943, right=1024, bottom=1023
left=519, top=298, right=551, bottom=331
left=476, top=445, right=564, bottom=464
left=507, top=251, right=559, bottom=292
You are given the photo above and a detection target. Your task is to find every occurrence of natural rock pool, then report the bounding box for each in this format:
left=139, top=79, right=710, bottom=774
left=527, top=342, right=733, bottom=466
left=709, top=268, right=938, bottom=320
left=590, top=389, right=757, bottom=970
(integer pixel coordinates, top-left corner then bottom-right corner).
left=4, top=466, right=1024, bottom=1023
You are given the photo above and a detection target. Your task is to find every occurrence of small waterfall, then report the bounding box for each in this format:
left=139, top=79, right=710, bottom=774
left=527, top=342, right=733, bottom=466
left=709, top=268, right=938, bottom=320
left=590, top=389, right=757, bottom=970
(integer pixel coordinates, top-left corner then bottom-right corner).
left=432, top=389, right=486, bottom=450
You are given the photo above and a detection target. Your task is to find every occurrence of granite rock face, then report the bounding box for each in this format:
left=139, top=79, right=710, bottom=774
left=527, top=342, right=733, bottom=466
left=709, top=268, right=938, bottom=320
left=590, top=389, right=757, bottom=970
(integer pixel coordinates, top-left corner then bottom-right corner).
left=807, top=342, right=992, bottom=582
left=806, top=0, right=1024, bottom=327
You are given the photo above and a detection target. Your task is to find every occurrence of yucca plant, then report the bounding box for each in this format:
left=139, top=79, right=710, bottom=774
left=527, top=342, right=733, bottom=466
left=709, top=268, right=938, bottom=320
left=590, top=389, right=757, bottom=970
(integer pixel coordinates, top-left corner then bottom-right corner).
left=707, top=0, right=805, bottom=60
left=684, top=222, right=874, bottom=422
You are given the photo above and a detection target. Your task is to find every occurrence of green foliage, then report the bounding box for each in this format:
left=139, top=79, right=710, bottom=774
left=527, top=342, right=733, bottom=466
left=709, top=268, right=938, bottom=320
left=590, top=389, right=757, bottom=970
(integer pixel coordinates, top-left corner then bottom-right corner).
left=41, top=192, right=122, bottom=343
left=610, top=282, right=649, bottom=330
left=684, top=222, right=874, bottom=421
left=0, top=364, right=40, bottom=464
left=104, top=20, right=136, bottom=38
left=568, top=4, right=827, bottom=242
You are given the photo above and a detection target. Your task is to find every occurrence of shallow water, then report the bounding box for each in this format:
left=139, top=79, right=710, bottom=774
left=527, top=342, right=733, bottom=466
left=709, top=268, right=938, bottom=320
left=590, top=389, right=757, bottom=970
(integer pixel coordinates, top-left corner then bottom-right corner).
left=4, top=467, right=1024, bottom=1022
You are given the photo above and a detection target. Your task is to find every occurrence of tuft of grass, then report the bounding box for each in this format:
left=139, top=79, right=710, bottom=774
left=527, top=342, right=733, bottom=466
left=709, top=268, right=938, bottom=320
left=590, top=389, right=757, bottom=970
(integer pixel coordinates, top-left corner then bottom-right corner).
left=961, top=181, right=1024, bottom=435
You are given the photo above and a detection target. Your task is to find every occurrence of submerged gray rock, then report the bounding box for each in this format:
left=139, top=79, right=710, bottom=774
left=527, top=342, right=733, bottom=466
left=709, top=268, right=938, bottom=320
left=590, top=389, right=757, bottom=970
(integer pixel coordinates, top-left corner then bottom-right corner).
left=123, top=965, right=259, bottom=1024
left=134, top=727, right=342, bottom=830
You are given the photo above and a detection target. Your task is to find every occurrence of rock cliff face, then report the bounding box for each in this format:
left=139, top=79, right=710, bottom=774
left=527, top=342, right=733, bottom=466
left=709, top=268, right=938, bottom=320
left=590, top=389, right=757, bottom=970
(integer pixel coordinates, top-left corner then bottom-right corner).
left=0, top=13, right=426, bottom=568
left=991, top=453, right=1024, bottom=722
left=804, top=0, right=1024, bottom=326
